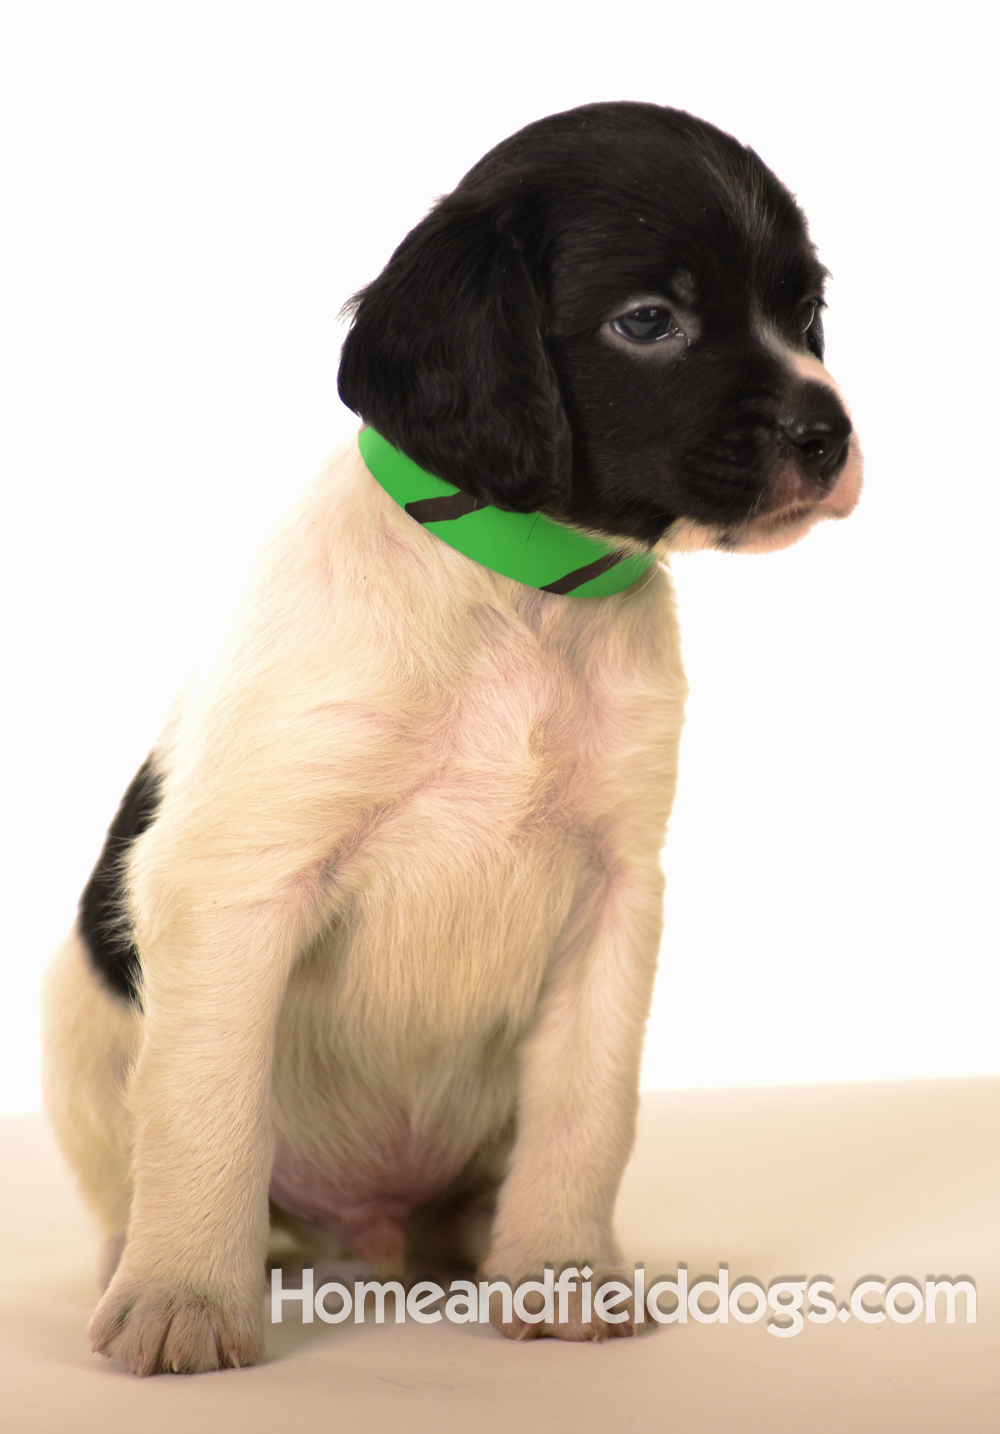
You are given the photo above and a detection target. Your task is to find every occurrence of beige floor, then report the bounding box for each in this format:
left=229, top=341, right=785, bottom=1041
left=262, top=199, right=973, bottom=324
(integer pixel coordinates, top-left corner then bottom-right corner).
left=4, top=1078, right=998, bottom=1433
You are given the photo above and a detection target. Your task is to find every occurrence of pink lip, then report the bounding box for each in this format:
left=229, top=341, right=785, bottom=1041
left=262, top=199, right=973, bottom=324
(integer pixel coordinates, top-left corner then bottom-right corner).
left=816, top=441, right=864, bottom=519
left=770, top=438, right=864, bottom=526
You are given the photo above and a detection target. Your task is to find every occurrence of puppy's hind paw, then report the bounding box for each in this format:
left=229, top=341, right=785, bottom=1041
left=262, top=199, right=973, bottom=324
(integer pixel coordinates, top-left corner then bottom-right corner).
left=89, top=1277, right=262, bottom=1376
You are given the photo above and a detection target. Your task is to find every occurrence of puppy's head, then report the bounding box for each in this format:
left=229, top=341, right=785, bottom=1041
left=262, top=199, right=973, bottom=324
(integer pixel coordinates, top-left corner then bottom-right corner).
left=339, top=102, right=861, bottom=554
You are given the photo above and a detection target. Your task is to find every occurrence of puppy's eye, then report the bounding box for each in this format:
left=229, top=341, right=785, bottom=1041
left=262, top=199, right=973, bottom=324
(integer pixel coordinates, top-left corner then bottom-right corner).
left=797, top=299, right=820, bottom=332
left=613, top=307, right=682, bottom=343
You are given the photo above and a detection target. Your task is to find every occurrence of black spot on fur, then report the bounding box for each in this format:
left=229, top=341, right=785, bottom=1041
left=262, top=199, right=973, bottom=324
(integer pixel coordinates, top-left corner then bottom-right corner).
left=79, top=757, right=162, bottom=1006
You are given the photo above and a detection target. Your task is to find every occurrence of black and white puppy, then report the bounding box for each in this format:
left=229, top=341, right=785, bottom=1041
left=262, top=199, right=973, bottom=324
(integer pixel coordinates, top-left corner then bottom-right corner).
left=43, top=101, right=861, bottom=1375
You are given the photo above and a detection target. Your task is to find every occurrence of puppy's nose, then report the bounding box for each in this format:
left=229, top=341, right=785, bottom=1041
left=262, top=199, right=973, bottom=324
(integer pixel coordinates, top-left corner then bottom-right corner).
left=781, top=386, right=852, bottom=483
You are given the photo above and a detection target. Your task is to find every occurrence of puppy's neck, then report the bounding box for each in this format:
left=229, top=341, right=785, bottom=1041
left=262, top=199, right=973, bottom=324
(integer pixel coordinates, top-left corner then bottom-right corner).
left=358, top=428, right=654, bottom=599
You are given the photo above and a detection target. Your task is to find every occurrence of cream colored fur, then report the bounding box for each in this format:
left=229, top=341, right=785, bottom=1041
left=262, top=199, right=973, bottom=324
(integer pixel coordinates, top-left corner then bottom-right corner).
left=43, top=434, right=688, bottom=1372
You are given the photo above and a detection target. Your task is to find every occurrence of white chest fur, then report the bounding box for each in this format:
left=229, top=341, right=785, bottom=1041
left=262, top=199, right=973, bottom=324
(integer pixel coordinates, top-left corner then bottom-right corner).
left=122, top=437, right=688, bottom=1271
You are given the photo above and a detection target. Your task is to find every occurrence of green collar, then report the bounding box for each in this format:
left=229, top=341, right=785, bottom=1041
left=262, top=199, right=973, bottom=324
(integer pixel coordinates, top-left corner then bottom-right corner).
left=358, top=428, right=654, bottom=597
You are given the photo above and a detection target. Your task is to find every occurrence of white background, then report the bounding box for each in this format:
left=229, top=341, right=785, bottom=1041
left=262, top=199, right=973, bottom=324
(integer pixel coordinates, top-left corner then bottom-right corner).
left=1, top=2, right=996, bottom=1111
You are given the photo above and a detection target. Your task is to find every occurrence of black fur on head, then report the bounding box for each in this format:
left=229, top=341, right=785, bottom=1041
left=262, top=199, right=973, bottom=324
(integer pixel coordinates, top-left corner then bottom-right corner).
left=339, top=102, right=858, bottom=550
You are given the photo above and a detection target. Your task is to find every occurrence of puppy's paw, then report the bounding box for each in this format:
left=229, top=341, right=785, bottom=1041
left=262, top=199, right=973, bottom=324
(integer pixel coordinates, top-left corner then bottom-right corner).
left=89, top=1273, right=262, bottom=1375
left=485, top=1266, right=638, bottom=1343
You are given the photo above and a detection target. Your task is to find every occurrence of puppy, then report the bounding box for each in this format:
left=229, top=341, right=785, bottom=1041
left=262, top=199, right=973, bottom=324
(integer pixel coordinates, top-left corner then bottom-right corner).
left=42, top=101, right=861, bottom=1375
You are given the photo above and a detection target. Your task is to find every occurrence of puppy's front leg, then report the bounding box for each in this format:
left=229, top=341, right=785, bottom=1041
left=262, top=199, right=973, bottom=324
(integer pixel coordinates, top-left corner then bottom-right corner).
left=484, top=860, right=664, bottom=1341
left=89, top=868, right=312, bottom=1375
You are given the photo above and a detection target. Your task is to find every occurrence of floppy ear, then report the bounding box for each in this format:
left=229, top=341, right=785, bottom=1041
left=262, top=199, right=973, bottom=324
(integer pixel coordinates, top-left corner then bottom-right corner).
left=338, top=195, right=572, bottom=513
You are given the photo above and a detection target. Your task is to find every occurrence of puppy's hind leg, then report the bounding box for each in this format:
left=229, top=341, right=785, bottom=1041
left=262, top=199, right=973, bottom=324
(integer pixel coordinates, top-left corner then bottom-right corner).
left=42, top=928, right=140, bottom=1291
left=406, top=1124, right=515, bottom=1275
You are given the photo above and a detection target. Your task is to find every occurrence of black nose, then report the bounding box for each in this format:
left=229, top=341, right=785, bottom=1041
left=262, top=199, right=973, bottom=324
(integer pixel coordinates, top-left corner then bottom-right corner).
left=781, top=385, right=853, bottom=481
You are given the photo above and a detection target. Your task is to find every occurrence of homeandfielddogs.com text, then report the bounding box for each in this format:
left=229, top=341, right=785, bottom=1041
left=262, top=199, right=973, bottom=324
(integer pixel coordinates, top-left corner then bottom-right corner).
left=271, top=1267, right=976, bottom=1337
